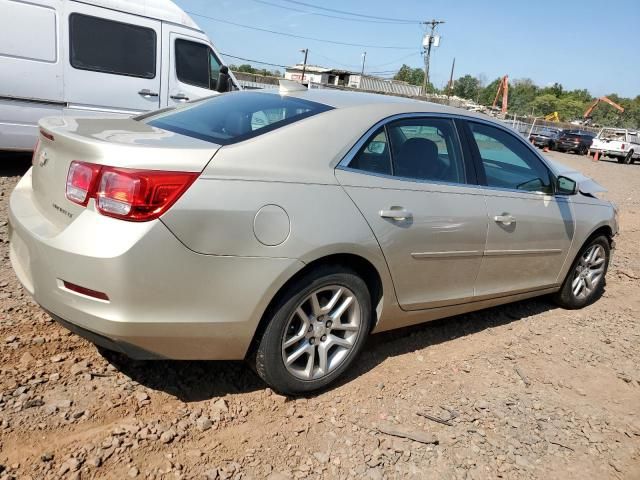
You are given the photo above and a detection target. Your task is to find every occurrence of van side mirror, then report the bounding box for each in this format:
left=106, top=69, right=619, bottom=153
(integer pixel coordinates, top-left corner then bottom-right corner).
left=216, top=66, right=230, bottom=93
left=556, top=176, right=577, bottom=195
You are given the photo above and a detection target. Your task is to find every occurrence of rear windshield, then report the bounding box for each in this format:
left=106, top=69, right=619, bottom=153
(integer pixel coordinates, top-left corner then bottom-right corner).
left=145, top=92, right=332, bottom=145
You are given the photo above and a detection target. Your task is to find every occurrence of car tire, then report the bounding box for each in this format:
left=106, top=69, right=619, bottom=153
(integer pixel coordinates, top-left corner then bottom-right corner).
left=553, top=235, right=610, bottom=309
left=624, top=150, right=633, bottom=165
left=254, top=266, right=372, bottom=395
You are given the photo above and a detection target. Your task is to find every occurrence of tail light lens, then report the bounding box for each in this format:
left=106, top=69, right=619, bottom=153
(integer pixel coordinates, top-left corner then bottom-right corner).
left=621, top=144, right=626, bottom=149
left=96, top=168, right=197, bottom=221
left=31, top=139, right=40, bottom=166
left=65, top=162, right=198, bottom=221
left=66, top=161, right=102, bottom=206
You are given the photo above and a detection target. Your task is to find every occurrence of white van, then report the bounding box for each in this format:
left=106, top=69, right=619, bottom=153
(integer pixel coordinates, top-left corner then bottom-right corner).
left=0, top=0, right=237, bottom=151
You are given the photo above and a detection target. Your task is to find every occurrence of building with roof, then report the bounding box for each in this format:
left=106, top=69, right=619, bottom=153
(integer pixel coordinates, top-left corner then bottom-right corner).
left=284, top=64, right=352, bottom=87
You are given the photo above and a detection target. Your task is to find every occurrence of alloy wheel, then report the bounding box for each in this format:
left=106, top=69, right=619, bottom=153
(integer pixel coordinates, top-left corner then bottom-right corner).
left=281, top=285, right=362, bottom=380
left=571, top=244, right=606, bottom=300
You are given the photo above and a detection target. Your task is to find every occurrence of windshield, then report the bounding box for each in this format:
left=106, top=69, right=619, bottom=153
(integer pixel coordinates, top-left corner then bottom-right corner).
left=145, top=92, right=333, bottom=145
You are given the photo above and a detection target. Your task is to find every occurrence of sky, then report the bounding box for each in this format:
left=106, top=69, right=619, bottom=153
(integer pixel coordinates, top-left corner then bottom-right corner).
left=174, top=0, right=639, bottom=98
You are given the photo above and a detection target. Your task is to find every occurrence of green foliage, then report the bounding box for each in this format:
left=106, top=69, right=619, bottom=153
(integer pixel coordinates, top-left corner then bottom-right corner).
left=229, top=64, right=282, bottom=77
left=452, top=74, right=481, bottom=100
left=393, top=64, right=436, bottom=92
left=436, top=72, right=639, bottom=127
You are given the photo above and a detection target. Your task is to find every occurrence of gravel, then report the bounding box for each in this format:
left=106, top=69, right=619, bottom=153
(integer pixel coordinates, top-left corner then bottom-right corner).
left=0, top=152, right=639, bottom=479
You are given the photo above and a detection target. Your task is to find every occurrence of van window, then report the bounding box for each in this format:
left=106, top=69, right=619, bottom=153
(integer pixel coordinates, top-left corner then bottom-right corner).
left=69, top=14, right=156, bottom=79
left=145, top=91, right=332, bottom=145
left=175, top=39, right=223, bottom=90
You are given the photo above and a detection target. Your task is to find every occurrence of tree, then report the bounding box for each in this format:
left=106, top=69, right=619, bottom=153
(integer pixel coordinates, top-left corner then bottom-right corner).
left=531, top=94, right=560, bottom=116
left=478, top=78, right=502, bottom=106
left=392, top=64, right=437, bottom=92
left=228, top=64, right=282, bottom=77
left=509, top=78, right=538, bottom=115
left=452, top=74, right=480, bottom=100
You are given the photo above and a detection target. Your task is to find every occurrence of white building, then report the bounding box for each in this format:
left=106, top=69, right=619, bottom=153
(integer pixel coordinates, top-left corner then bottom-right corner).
left=284, top=64, right=351, bottom=86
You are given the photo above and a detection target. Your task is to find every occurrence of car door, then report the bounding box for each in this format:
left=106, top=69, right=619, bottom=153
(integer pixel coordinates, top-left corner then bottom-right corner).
left=63, top=3, right=161, bottom=114
left=163, top=28, right=225, bottom=107
left=336, top=116, right=488, bottom=311
left=464, top=120, right=574, bottom=298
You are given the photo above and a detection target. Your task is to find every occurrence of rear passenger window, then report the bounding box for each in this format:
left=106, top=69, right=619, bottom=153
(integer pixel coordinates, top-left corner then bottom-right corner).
left=349, top=128, right=392, bottom=175
left=388, top=118, right=465, bottom=183
left=69, top=14, right=156, bottom=78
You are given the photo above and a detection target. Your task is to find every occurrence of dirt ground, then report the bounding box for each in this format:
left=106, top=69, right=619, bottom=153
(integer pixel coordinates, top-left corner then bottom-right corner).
left=0, top=150, right=638, bottom=480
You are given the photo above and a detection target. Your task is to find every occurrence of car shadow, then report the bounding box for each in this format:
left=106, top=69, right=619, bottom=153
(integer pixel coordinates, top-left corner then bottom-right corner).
left=0, top=151, right=32, bottom=175
left=100, top=295, right=561, bottom=402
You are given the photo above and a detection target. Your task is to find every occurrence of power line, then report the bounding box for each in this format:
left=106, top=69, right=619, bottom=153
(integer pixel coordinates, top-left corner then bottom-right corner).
left=250, top=0, right=416, bottom=24
left=278, top=0, right=421, bottom=24
left=186, top=11, right=416, bottom=50
left=367, top=51, right=422, bottom=69
left=220, top=53, right=288, bottom=69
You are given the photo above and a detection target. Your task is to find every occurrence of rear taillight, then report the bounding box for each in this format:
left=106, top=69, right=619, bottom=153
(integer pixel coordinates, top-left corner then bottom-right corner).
left=31, top=139, right=40, bottom=166
left=621, top=144, right=626, bottom=149
left=66, top=161, right=101, bottom=206
left=96, top=168, right=197, bottom=221
left=65, top=162, right=198, bottom=221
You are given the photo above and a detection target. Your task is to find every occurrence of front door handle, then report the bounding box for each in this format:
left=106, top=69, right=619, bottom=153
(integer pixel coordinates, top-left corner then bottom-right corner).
left=493, top=214, right=516, bottom=226
left=170, top=93, right=190, bottom=101
left=138, top=89, right=159, bottom=98
left=379, top=208, right=413, bottom=221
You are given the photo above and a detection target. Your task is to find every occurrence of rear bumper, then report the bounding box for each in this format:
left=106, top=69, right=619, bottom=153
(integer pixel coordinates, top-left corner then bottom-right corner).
left=590, top=147, right=625, bottom=157
left=9, top=171, right=303, bottom=360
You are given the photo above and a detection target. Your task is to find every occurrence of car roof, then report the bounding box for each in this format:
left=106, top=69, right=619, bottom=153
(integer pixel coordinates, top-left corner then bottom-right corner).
left=265, top=88, right=488, bottom=120
left=80, top=0, right=202, bottom=30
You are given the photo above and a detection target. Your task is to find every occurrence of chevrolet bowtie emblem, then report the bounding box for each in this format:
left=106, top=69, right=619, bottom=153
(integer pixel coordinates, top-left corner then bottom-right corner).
left=38, top=151, right=48, bottom=167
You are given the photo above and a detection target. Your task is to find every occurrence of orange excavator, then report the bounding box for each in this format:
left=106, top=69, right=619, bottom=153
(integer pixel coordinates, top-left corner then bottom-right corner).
left=492, top=75, right=509, bottom=114
left=583, top=96, right=624, bottom=124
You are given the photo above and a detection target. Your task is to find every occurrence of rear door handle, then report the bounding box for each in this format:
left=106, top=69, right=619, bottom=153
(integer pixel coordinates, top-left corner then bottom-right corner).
left=379, top=208, right=413, bottom=221
left=138, top=89, right=158, bottom=97
left=493, top=214, right=516, bottom=226
left=170, top=93, right=190, bottom=101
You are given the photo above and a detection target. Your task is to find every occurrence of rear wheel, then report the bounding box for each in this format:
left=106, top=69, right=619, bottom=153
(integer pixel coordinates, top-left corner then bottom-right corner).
left=255, top=266, right=372, bottom=395
left=624, top=150, right=634, bottom=165
left=553, top=235, right=610, bottom=309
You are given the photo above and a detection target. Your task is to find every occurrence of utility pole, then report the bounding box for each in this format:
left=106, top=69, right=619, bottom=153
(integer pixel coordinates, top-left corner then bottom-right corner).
left=446, top=57, right=455, bottom=98
left=360, top=51, right=367, bottom=76
left=421, top=19, right=445, bottom=95
left=300, top=48, right=308, bottom=84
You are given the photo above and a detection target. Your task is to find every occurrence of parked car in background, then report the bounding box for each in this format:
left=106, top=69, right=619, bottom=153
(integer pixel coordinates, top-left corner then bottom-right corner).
left=529, top=128, right=561, bottom=149
left=9, top=87, right=618, bottom=394
left=0, top=0, right=237, bottom=151
left=555, top=130, right=595, bottom=155
left=590, top=128, right=640, bottom=164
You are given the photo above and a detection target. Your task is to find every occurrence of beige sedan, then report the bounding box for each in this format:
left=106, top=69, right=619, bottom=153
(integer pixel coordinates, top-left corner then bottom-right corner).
left=9, top=87, right=617, bottom=394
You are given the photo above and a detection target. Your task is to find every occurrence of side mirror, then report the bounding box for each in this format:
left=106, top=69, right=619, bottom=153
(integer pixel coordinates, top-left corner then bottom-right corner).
left=556, top=175, right=578, bottom=195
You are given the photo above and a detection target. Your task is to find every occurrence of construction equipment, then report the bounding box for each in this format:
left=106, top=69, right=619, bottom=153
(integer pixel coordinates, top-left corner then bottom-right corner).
left=544, top=112, right=560, bottom=122
left=492, top=75, right=509, bottom=114
left=583, top=96, right=625, bottom=124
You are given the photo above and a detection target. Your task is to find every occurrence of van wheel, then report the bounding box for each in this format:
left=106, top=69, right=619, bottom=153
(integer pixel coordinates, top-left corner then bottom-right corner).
left=255, top=266, right=372, bottom=395
left=553, top=235, right=610, bottom=309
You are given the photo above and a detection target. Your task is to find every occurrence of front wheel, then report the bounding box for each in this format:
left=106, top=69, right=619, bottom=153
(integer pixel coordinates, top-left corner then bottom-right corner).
left=255, top=266, right=372, bottom=395
left=553, top=235, right=610, bottom=309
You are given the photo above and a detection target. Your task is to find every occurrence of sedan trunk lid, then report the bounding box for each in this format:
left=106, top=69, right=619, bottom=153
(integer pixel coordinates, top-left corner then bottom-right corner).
left=31, top=116, right=219, bottom=229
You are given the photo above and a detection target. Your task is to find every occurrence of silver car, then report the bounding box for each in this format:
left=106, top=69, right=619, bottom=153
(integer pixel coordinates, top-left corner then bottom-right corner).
left=9, top=87, right=618, bottom=394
